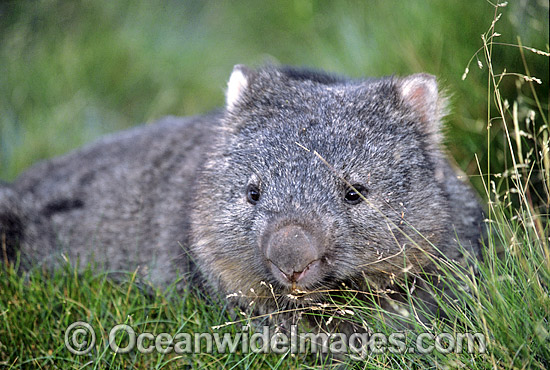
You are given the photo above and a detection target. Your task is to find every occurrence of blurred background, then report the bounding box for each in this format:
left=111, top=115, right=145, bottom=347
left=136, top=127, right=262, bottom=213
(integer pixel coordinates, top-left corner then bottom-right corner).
left=0, top=0, right=548, bottom=197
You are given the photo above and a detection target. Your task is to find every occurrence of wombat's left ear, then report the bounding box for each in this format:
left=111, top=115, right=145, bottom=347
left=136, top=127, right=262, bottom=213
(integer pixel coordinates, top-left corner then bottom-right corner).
left=397, top=73, right=448, bottom=139
left=226, top=64, right=252, bottom=112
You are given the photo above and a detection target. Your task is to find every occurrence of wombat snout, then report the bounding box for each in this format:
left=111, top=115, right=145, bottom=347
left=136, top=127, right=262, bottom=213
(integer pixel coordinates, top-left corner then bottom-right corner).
left=263, top=224, right=325, bottom=288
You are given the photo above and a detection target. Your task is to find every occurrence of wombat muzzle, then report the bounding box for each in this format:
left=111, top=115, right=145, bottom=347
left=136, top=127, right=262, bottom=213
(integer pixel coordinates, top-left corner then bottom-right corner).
left=263, top=224, right=324, bottom=289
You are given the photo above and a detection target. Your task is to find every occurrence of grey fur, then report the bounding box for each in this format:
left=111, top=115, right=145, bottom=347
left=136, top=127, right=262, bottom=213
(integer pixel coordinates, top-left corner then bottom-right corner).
left=1, top=65, right=483, bottom=326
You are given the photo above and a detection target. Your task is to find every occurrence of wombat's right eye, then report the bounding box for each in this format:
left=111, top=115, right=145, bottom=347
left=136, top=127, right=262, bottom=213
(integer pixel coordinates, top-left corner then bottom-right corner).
left=344, top=184, right=367, bottom=205
left=246, top=184, right=261, bottom=204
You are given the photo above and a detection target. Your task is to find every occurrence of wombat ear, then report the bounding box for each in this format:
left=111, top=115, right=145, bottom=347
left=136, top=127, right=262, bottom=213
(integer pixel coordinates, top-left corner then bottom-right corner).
left=397, top=73, right=448, bottom=152
left=397, top=73, right=447, bottom=130
left=226, top=64, right=252, bottom=112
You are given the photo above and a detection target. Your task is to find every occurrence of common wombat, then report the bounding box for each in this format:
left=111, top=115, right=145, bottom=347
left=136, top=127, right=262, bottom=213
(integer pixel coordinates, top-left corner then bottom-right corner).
left=0, top=65, right=483, bottom=328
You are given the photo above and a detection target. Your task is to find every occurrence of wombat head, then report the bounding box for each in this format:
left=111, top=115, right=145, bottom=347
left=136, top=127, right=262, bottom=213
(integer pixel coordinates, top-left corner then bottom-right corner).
left=190, top=65, right=452, bottom=312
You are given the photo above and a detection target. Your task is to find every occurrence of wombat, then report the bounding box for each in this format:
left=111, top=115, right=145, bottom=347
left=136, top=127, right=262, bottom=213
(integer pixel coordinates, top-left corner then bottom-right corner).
left=0, top=65, right=483, bottom=329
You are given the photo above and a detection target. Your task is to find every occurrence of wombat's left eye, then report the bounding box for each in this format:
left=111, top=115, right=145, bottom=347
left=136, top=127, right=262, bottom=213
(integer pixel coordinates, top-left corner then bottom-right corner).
left=246, top=184, right=261, bottom=204
left=344, top=184, right=367, bottom=205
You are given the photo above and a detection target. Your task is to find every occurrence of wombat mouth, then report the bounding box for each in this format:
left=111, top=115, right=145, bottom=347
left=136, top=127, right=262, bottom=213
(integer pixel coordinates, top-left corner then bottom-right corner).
left=262, top=221, right=327, bottom=291
left=267, top=258, right=323, bottom=291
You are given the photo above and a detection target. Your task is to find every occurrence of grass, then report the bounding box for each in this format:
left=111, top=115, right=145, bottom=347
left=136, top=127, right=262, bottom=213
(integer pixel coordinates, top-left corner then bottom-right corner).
left=1, top=0, right=549, bottom=369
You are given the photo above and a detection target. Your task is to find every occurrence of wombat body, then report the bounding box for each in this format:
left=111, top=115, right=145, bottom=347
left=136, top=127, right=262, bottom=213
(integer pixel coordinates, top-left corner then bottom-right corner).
left=1, top=65, right=483, bottom=327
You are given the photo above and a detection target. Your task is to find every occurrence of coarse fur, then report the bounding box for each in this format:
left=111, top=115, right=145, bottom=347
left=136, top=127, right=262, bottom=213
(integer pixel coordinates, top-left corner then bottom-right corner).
left=0, top=65, right=483, bottom=330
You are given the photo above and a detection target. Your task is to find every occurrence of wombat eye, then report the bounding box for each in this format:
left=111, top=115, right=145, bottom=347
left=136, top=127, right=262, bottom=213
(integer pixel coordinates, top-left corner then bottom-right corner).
left=344, top=184, right=367, bottom=205
left=246, top=184, right=261, bottom=204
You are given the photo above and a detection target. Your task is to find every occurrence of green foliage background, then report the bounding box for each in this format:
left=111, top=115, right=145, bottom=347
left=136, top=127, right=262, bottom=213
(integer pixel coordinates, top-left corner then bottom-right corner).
left=1, top=0, right=548, bottom=191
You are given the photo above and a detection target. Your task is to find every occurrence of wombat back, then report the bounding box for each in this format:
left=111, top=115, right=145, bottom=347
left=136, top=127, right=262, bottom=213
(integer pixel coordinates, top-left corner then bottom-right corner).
left=6, top=114, right=218, bottom=285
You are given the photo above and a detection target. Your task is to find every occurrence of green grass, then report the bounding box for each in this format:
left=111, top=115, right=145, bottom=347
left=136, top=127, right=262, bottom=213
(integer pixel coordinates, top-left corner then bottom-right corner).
left=1, top=0, right=549, bottom=368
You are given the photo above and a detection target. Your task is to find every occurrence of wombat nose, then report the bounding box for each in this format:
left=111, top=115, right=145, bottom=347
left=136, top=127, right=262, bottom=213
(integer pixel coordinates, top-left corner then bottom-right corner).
left=264, top=225, right=322, bottom=286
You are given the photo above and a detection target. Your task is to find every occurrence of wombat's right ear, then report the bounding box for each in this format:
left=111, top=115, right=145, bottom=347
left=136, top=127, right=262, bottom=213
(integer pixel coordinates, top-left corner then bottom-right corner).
left=397, top=73, right=448, bottom=148
left=226, top=64, right=252, bottom=112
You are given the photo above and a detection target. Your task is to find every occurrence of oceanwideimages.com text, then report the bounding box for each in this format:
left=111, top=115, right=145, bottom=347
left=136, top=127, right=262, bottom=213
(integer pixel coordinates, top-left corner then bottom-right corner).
left=65, top=321, right=487, bottom=358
